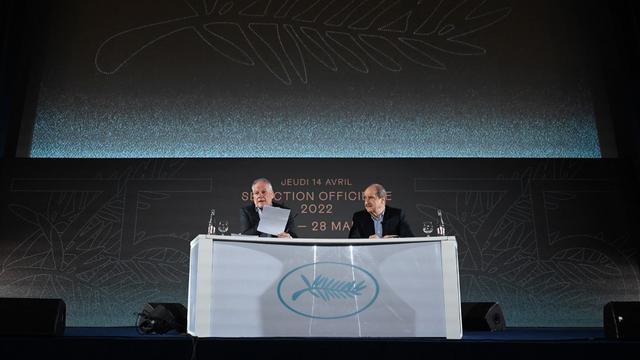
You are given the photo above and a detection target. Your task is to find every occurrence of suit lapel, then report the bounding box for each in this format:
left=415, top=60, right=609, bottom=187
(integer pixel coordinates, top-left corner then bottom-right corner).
left=365, top=213, right=375, bottom=237
left=250, top=205, right=260, bottom=228
left=381, top=207, right=394, bottom=236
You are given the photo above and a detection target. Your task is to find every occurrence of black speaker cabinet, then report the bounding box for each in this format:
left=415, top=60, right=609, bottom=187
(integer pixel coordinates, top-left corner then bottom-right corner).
left=461, top=302, right=506, bottom=331
left=0, top=298, right=66, bottom=336
left=604, top=301, right=640, bottom=340
left=136, top=303, right=187, bottom=334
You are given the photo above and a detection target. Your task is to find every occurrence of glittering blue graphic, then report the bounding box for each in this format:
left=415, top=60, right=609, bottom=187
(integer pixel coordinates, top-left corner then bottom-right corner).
left=26, top=0, right=604, bottom=158
left=30, top=90, right=601, bottom=158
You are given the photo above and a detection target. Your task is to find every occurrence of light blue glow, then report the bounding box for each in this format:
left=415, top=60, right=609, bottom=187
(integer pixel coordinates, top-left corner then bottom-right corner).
left=30, top=91, right=601, bottom=158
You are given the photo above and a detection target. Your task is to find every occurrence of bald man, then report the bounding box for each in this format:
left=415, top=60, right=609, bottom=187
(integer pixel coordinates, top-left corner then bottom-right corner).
left=348, top=183, right=414, bottom=239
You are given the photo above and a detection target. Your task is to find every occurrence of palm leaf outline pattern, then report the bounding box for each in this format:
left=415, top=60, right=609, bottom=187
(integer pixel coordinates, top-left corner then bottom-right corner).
left=291, top=274, right=367, bottom=301
left=95, top=0, right=512, bottom=84
left=414, top=161, right=640, bottom=326
left=1, top=160, right=198, bottom=326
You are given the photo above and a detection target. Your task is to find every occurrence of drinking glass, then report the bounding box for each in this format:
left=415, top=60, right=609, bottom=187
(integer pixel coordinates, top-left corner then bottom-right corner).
left=422, top=221, right=434, bottom=236
left=218, top=220, right=229, bottom=235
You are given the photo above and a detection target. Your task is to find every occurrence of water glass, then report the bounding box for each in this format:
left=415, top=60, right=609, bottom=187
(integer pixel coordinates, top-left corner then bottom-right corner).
left=218, top=220, right=229, bottom=235
left=422, top=221, right=434, bottom=236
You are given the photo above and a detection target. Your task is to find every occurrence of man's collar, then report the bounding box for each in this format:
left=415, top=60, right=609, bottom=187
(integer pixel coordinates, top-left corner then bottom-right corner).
left=256, top=203, right=275, bottom=214
left=370, top=209, right=385, bottom=222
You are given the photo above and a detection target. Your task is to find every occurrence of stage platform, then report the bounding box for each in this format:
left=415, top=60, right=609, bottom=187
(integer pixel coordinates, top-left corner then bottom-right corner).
left=1, top=327, right=638, bottom=360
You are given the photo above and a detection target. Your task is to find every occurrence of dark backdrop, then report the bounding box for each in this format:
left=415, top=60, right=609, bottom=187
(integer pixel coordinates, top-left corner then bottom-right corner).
left=1, top=1, right=640, bottom=328
left=14, top=0, right=618, bottom=158
left=1, top=158, right=638, bottom=326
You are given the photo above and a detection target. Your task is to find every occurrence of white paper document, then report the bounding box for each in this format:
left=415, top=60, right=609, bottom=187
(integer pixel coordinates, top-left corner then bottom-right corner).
left=257, top=206, right=291, bottom=235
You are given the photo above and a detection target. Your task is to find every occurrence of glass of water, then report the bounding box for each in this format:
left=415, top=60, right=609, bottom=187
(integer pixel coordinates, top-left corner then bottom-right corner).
left=422, top=221, right=434, bottom=236
left=218, top=220, right=229, bottom=235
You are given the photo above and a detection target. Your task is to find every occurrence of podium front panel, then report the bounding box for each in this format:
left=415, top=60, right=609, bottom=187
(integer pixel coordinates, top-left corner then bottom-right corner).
left=188, top=236, right=461, bottom=338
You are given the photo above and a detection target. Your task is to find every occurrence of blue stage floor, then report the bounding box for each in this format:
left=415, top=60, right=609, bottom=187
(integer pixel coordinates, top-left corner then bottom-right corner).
left=3, top=327, right=638, bottom=360
left=62, top=326, right=606, bottom=342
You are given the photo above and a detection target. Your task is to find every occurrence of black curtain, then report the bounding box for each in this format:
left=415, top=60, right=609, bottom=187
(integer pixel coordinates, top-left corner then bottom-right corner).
left=0, top=0, right=48, bottom=159
left=607, top=1, right=640, bottom=180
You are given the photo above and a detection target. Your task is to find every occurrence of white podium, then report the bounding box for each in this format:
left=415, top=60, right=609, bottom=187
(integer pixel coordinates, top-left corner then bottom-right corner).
left=187, top=235, right=462, bottom=339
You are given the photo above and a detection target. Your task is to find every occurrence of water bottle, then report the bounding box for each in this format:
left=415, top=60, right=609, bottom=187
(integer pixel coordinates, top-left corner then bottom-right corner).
left=436, top=209, right=446, bottom=236
left=207, top=209, right=216, bottom=235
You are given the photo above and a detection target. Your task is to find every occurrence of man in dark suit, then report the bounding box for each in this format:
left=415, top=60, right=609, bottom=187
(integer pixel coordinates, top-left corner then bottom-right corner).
left=348, top=183, right=414, bottom=239
left=240, top=178, right=297, bottom=238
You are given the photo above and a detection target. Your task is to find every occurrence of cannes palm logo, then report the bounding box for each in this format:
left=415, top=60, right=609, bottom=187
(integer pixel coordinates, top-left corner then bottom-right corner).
left=277, top=262, right=379, bottom=319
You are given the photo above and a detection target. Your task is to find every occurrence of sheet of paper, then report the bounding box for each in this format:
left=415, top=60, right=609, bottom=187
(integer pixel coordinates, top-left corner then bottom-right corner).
left=257, top=206, right=291, bottom=236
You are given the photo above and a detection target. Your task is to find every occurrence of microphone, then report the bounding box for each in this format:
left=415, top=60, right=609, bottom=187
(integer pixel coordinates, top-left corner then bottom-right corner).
left=436, top=209, right=446, bottom=236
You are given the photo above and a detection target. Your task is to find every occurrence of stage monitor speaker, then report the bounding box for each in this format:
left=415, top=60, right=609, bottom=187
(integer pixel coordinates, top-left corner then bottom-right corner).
left=604, top=301, right=640, bottom=340
left=136, top=303, right=187, bottom=334
left=0, top=298, right=66, bottom=336
left=461, top=302, right=506, bottom=331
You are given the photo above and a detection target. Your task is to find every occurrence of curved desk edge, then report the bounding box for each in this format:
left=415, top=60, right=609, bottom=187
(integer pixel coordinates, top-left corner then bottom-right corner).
left=191, top=235, right=457, bottom=245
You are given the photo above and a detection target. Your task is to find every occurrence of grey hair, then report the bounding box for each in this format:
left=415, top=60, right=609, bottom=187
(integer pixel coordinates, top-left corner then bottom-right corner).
left=367, top=183, right=387, bottom=199
left=251, top=177, right=273, bottom=192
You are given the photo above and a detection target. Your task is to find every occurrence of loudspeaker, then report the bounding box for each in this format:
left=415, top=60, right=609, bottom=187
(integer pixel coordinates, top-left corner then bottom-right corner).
left=136, top=303, right=187, bottom=334
left=604, top=301, right=640, bottom=340
left=461, top=302, right=506, bottom=331
left=0, top=298, right=66, bottom=336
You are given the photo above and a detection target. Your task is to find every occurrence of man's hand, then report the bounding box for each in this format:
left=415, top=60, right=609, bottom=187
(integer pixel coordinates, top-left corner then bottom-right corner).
left=277, top=232, right=292, bottom=238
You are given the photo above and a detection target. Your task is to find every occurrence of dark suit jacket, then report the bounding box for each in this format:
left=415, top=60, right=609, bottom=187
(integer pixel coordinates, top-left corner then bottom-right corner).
left=240, top=202, right=298, bottom=238
left=348, top=206, right=414, bottom=238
